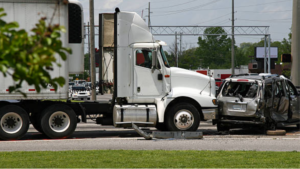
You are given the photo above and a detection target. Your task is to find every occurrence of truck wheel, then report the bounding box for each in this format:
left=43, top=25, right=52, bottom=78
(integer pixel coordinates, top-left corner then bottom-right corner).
left=0, top=105, right=29, bottom=140
left=166, top=103, right=200, bottom=131
left=40, top=104, right=77, bottom=139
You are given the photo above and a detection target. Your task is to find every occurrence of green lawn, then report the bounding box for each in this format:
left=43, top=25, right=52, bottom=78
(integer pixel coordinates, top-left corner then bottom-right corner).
left=0, top=150, right=299, bottom=168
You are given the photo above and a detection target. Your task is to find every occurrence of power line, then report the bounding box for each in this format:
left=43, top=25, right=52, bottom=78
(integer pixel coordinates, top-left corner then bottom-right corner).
left=151, top=0, right=197, bottom=9
left=151, top=0, right=220, bottom=16
left=190, top=0, right=292, bottom=11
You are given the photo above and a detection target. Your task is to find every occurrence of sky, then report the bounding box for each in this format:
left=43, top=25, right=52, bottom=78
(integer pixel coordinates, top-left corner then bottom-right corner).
left=78, top=0, right=293, bottom=53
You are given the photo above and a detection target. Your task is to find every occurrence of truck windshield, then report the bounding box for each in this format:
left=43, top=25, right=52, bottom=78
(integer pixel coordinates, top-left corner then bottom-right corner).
left=222, top=82, right=258, bottom=98
left=160, top=46, right=170, bottom=68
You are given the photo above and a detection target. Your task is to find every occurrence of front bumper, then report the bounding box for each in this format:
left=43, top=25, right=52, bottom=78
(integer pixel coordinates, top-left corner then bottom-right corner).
left=202, top=107, right=218, bottom=120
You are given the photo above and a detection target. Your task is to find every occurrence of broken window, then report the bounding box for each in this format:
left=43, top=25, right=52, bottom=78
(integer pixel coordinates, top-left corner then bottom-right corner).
left=222, top=82, right=258, bottom=98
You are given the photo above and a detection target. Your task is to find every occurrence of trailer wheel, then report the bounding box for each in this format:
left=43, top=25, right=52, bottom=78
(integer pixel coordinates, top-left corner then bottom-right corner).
left=166, top=103, right=200, bottom=131
left=0, top=105, right=29, bottom=140
left=40, top=104, right=77, bottom=139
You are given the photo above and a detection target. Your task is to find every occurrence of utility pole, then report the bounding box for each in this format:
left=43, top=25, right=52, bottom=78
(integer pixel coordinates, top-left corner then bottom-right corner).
left=231, top=0, right=235, bottom=75
left=175, top=32, right=178, bottom=67
left=291, top=0, right=300, bottom=86
left=148, top=2, right=151, bottom=29
left=88, top=22, right=90, bottom=76
left=89, top=0, right=96, bottom=101
left=180, top=32, right=182, bottom=57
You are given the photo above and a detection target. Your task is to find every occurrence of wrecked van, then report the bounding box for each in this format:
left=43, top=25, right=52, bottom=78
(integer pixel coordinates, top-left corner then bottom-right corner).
left=215, top=74, right=300, bottom=133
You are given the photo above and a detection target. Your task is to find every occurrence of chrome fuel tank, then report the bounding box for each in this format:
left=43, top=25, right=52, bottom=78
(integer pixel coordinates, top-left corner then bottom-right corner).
left=113, top=105, right=157, bottom=127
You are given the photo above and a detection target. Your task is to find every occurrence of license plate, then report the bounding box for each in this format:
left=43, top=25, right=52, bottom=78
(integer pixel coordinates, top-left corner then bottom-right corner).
left=233, top=104, right=242, bottom=110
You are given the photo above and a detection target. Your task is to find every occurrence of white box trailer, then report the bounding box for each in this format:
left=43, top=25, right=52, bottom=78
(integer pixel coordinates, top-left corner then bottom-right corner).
left=0, top=2, right=218, bottom=140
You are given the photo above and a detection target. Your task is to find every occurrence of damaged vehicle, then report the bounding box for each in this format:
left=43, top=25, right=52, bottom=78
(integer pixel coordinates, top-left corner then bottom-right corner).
left=215, top=74, right=300, bottom=133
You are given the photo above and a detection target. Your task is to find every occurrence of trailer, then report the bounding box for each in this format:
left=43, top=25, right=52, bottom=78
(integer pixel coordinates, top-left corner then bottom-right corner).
left=0, top=1, right=218, bottom=140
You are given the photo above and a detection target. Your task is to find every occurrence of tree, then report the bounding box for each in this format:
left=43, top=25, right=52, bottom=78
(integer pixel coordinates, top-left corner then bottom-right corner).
left=195, top=27, right=232, bottom=69
left=0, top=8, right=71, bottom=95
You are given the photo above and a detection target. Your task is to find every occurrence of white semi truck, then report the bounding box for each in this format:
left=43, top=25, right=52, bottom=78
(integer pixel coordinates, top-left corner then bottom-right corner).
left=0, top=0, right=218, bottom=140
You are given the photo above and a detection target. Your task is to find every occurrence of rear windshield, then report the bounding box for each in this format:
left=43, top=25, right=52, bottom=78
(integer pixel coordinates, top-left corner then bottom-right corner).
left=222, top=82, right=258, bottom=98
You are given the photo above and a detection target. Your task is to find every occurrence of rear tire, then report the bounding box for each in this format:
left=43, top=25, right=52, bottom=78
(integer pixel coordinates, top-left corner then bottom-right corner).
left=40, top=104, right=77, bottom=139
left=0, top=105, right=29, bottom=140
left=166, top=103, right=200, bottom=131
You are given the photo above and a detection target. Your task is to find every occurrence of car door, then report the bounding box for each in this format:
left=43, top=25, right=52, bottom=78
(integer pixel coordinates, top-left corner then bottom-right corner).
left=286, top=80, right=300, bottom=120
left=271, top=80, right=289, bottom=122
left=134, top=48, right=163, bottom=97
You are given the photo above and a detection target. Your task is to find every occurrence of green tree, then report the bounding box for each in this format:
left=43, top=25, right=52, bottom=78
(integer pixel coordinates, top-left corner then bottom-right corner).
left=0, top=8, right=71, bottom=94
left=195, top=27, right=232, bottom=69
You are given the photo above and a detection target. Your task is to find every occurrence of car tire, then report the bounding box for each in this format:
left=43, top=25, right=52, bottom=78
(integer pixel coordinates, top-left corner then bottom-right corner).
left=0, top=105, right=29, bottom=140
left=166, top=103, right=200, bottom=131
left=40, top=104, right=77, bottom=139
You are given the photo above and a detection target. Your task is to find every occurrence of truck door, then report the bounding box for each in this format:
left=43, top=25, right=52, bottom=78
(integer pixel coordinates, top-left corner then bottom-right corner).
left=285, top=81, right=300, bottom=120
left=134, top=48, right=163, bottom=97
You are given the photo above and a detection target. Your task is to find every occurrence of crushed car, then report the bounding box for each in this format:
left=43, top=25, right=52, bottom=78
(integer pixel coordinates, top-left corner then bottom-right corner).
left=214, top=73, right=300, bottom=133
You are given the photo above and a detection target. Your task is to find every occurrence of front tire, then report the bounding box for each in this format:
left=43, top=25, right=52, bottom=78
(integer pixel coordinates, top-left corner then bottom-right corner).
left=0, top=105, right=29, bottom=140
left=40, top=104, right=77, bottom=139
left=166, top=103, right=200, bottom=131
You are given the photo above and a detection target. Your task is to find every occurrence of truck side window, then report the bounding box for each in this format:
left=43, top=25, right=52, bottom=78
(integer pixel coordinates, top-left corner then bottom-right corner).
left=136, top=49, right=161, bottom=69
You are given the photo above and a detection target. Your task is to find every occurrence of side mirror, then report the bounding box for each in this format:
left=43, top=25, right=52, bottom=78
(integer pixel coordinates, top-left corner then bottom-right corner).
left=152, top=51, right=157, bottom=69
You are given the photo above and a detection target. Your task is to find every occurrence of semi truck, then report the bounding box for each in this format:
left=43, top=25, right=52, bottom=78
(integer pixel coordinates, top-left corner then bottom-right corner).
left=0, top=0, right=218, bottom=140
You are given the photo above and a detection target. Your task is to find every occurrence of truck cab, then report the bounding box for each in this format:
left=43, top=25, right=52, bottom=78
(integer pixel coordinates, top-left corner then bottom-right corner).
left=109, top=10, right=218, bottom=131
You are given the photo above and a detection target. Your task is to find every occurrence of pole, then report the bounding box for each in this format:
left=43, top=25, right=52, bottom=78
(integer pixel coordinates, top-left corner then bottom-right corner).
left=231, top=0, right=235, bottom=75
left=180, top=32, right=182, bottom=57
left=148, top=2, right=151, bottom=29
left=89, top=0, right=96, bottom=100
left=268, top=35, right=271, bottom=73
left=88, top=22, right=90, bottom=76
left=291, top=0, right=300, bottom=85
left=175, top=32, right=178, bottom=67
left=264, top=35, right=267, bottom=73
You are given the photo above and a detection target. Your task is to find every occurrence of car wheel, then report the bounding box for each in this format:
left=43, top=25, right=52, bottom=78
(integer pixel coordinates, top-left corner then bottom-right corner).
left=166, top=103, right=200, bottom=131
left=297, top=124, right=300, bottom=130
left=0, top=105, right=29, bottom=140
left=40, top=104, right=77, bottom=139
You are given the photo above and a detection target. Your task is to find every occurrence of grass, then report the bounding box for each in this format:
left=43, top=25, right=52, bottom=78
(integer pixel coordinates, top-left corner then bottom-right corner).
left=0, top=150, right=299, bottom=168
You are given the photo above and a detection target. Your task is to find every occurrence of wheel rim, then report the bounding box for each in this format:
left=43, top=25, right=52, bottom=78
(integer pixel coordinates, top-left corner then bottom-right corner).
left=1, top=112, right=23, bottom=134
left=49, top=111, right=70, bottom=133
left=174, top=109, right=194, bottom=130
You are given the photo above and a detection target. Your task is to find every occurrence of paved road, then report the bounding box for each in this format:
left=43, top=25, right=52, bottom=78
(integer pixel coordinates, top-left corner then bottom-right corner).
left=0, top=121, right=299, bottom=152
